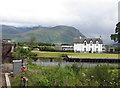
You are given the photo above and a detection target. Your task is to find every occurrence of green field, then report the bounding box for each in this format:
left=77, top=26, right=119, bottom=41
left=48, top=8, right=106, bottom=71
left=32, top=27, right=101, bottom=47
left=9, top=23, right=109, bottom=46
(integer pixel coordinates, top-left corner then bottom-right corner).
left=32, top=51, right=119, bottom=59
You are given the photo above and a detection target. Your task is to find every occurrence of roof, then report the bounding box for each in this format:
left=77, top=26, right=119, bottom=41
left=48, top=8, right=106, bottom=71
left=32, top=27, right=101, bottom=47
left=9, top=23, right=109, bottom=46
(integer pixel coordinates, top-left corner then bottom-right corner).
left=73, top=38, right=103, bottom=44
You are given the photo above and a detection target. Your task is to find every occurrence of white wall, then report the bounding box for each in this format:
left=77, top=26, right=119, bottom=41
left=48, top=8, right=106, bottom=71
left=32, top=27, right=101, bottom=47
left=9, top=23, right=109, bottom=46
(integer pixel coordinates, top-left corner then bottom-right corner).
left=61, top=45, right=73, bottom=50
left=74, top=43, right=103, bottom=53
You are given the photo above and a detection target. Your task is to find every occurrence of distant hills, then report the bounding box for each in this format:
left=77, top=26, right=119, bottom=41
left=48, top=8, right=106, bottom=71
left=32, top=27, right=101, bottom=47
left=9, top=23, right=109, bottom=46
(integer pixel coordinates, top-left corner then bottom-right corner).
left=2, top=24, right=86, bottom=43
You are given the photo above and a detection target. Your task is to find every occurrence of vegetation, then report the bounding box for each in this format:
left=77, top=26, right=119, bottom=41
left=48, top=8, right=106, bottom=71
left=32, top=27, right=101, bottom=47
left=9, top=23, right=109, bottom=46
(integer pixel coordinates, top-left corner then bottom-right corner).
left=12, top=46, right=37, bottom=60
left=18, top=42, right=55, bottom=47
left=111, top=22, right=120, bottom=43
left=17, top=42, right=56, bottom=51
left=37, top=42, right=55, bottom=46
left=38, top=46, right=56, bottom=51
left=11, top=63, right=120, bottom=87
left=11, top=42, right=119, bottom=87
left=33, top=51, right=119, bottom=58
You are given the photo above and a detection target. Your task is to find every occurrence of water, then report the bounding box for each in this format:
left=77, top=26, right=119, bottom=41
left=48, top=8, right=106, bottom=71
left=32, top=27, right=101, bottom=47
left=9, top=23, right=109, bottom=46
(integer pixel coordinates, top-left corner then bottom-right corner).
left=32, top=60, right=118, bottom=67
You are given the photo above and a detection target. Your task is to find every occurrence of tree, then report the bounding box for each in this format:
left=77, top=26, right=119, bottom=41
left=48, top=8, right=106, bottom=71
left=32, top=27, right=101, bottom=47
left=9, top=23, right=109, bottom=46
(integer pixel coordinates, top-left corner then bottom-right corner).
left=111, top=22, right=120, bottom=43
left=12, top=47, right=37, bottom=60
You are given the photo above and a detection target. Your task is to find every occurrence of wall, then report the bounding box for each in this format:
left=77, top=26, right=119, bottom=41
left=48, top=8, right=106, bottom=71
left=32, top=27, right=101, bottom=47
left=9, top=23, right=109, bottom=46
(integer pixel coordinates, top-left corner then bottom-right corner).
left=74, top=43, right=103, bottom=53
left=61, top=45, right=73, bottom=51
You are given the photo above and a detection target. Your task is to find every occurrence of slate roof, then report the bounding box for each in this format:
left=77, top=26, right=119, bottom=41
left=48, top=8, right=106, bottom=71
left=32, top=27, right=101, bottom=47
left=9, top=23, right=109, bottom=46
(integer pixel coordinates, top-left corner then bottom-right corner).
left=73, top=38, right=103, bottom=44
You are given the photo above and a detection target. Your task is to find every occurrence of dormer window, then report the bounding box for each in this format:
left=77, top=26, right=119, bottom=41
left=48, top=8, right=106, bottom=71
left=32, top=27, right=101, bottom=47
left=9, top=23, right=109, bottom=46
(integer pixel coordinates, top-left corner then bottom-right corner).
left=84, top=41, right=87, bottom=46
left=96, top=41, right=99, bottom=46
left=90, top=41, right=93, bottom=46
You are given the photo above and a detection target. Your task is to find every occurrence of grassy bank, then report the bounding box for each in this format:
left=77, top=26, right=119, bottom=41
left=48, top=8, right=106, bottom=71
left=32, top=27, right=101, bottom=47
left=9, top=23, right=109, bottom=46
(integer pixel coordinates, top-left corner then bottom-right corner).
left=10, top=63, right=119, bottom=87
left=33, top=51, right=119, bottom=59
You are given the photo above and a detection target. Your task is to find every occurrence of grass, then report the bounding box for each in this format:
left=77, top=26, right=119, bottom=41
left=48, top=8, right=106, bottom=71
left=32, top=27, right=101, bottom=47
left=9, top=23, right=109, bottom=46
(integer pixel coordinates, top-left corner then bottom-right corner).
left=32, top=51, right=119, bottom=59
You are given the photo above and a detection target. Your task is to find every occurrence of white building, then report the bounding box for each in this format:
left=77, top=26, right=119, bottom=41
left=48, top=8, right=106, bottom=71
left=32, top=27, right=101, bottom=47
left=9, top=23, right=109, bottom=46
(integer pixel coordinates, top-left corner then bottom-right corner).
left=73, top=37, right=103, bottom=53
left=61, top=44, right=73, bottom=51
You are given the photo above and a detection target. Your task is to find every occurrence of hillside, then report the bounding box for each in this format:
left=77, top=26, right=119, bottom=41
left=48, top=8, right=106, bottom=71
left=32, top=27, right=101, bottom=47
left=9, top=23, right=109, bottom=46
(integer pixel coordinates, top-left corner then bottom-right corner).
left=2, top=25, right=86, bottom=43
left=2, top=25, right=20, bottom=34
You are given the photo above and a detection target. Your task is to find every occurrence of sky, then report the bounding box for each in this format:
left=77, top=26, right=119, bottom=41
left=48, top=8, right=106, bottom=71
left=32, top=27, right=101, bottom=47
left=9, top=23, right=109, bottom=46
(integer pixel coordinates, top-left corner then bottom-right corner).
left=0, top=0, right=119, bottom=44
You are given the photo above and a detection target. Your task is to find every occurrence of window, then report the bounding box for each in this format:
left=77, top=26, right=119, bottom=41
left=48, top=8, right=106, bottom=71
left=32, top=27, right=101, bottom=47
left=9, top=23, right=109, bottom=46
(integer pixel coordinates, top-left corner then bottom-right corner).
left=90, top=48, right=92, bottom=51
left=84, top=42, right=87, bottom=46
left=90, top=41, right=93, bottom=46
left=96, top=41, right=99, bottom=46
left=96, top=48, right=98, bottom=52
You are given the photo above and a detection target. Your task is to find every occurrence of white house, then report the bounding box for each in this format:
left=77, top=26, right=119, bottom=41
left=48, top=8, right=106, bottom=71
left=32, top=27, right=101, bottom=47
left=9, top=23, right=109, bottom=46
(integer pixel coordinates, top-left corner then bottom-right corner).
left=73, top=37, right=103, bottom=53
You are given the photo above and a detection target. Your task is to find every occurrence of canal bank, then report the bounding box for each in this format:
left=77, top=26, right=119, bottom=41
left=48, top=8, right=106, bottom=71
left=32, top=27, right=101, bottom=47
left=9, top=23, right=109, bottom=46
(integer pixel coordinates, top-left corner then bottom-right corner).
left=10, top=63, right=120, bottom=87
left=32, top=59, right=119, bottom=67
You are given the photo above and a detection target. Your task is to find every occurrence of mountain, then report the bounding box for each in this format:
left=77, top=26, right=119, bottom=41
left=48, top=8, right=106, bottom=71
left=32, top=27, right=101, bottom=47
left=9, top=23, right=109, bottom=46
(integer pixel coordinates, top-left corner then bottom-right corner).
left=2, top=25, right=20, bottom=34
left=2, top=24, right=86, bottom=43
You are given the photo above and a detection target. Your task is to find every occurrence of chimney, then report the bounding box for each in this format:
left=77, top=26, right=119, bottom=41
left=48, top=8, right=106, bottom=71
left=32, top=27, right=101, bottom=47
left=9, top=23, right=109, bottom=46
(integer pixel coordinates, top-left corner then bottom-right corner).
left=99, top=35, right=102, bottom=39
left=80, top=36, right=82, bottom=39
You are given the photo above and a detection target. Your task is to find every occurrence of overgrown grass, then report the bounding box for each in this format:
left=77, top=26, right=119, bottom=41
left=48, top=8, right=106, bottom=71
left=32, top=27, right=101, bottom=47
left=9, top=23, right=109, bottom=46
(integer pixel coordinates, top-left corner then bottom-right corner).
left=11, top=63, right=120, bottom=87
left=33, top=51, right=119, bottom=58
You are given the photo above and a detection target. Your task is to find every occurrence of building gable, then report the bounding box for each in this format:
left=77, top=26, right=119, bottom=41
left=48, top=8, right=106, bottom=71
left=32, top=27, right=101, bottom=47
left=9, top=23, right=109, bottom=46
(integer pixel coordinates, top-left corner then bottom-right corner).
left=73, top=38, right=103, bottom=44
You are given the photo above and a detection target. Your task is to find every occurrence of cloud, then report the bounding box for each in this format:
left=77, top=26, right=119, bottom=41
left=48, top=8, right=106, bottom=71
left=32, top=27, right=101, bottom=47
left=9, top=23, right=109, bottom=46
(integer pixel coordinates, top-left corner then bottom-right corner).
left=0, top=0, right=119, bottom=44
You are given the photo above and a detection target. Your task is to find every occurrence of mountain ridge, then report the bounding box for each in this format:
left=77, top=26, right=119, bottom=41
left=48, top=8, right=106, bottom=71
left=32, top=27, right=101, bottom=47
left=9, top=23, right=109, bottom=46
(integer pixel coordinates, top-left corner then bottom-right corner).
left=2, top=24, right=86, bottom=43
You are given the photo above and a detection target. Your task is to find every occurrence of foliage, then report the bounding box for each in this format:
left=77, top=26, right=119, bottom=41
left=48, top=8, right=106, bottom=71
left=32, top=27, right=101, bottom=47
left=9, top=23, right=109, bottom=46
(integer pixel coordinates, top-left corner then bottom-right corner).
left=38, top=46, right=55, bottom=51
left=37, top=42, right=55, bottom=46
left=86, top=65, right=113, bottom=86
left=15, top=42, right=72, bottom=52
left=17, top=42, right=28, bottom=47
left=16, top=42, right=55, bottom=48
left=12, top=47, right=37, bottom=60
left=71, top=63, right=82, bottom=74
left=111, top=22, right=120, bottom=43
left=11, top=64, right=119, bottom=87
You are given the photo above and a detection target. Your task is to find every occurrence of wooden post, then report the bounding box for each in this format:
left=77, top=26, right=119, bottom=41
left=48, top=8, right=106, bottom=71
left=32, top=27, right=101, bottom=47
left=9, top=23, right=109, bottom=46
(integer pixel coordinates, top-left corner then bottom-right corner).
left=20, top=76, right=23, bottom=88
left=20, top=76, right=28, bottom=88
left=50, top=58, right=53, bottom=62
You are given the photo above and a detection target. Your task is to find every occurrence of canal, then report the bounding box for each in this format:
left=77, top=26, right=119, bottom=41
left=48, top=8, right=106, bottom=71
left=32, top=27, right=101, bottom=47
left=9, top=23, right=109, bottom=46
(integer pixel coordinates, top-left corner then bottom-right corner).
left=32, top=59, right=119, bottom=67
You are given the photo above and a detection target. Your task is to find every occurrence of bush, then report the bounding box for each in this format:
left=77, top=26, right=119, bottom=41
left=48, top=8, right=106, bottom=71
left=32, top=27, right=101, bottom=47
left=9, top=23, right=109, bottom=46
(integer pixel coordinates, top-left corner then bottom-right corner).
left=38, top=42, right=55, bottom=46
left=71, top=63, right=80, bottom=74
left=12, top=47, right=38, bottom=60
left=38, top=46, right=55, bottom=51
left=85, top=65, right=119, bottom=86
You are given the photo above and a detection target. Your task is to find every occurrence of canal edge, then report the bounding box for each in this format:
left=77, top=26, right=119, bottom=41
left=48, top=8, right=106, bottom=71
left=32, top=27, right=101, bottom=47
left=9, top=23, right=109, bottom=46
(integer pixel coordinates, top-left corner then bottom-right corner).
left=5, top=73, right=11, bottom=88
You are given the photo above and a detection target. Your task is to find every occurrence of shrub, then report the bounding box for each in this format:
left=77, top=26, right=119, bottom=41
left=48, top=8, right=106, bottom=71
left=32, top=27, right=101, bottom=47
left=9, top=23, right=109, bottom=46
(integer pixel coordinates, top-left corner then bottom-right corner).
left=39, top=46, right=55, bottom=51
left=12, top=47, right=38, bottom=60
